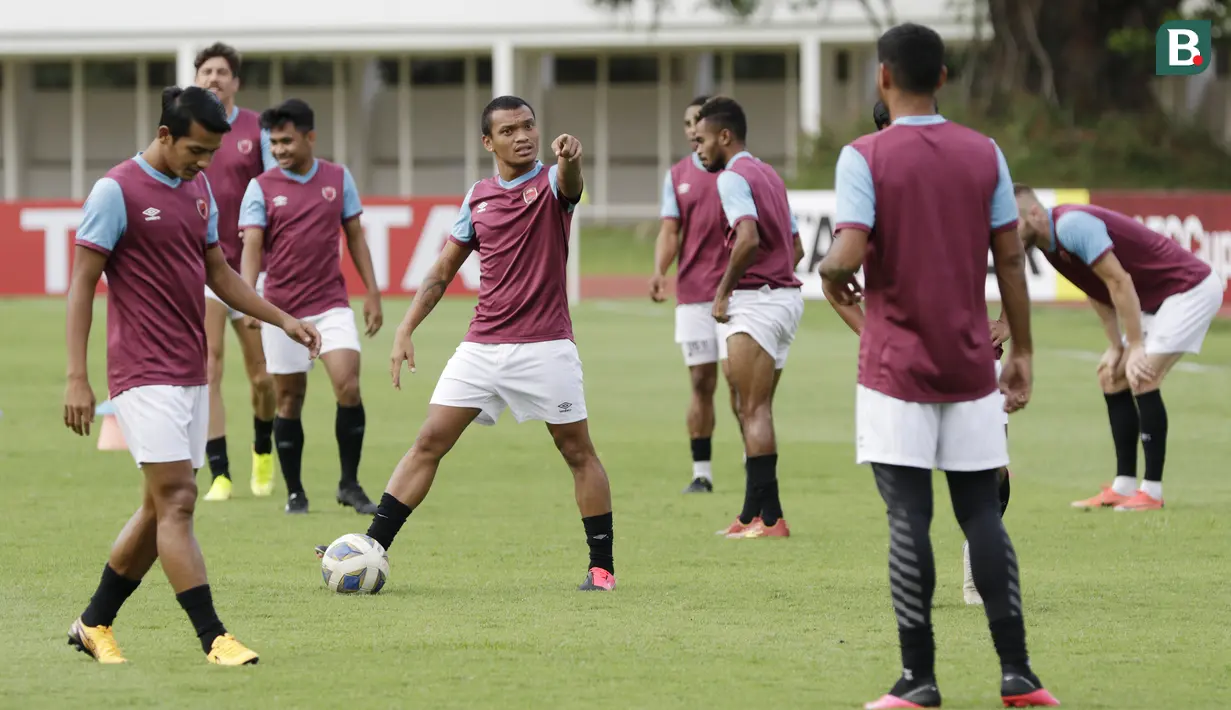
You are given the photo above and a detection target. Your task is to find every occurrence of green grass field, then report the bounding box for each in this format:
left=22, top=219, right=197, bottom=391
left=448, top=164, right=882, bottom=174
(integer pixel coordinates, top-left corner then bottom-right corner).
left=2, top=296, right=1230, bottom=709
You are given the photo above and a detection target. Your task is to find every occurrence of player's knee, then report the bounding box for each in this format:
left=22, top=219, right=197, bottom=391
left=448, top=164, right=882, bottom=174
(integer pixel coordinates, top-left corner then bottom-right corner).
left=412, top=426, right=453, bottom=460
left=276, top=388, right=305, bottom=418
left=249, top=369, right=274, bottom=396
left=154, top=480, right=198, bottom=520
left=553, top=431, right=596, bottom=470
left=334, top=378, right=361, bottom=407
left=689, top=366, right=718, bottom=398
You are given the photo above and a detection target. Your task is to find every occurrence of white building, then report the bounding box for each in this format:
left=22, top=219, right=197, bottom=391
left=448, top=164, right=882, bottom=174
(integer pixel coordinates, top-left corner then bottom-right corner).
left=0, top=0, right=976, bottom=219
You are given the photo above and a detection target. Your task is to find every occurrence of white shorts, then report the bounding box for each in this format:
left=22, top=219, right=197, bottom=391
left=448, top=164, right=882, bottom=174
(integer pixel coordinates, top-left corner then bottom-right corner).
left=994, top=360, right=1008, bottom=427
left=1133, top=272, right=1224, bottom=355
left=111, top=385, right=209, bottom=469
left=675, top=302, right=722, bottom=366
left=718, top=286, right=804, bottom=370
left=855, top=385, right=1009, bottom=472
left=205, top=272, right=266, bottom=321
left=430, top=339, right=588, bottom=426
left=262, top=306, right=360, bottom=375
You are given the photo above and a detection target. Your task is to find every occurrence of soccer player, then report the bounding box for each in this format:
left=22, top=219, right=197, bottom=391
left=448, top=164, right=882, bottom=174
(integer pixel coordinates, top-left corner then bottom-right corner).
left=62, top=86, right=320, bottom=665
left=239, top=98, right=383, bottom=516
left=651, top=95, right=736, bottom=494
left=314, top=95, right=616, bottom=591
left=693, top=96, right=806, bottom=540
left=871, top=98, right=1013, bottom=606
left=821, top=24, right=1058, bottom=708
left=194, top=42, right=280, bottom=502
left=1015, top=185, right=1223, bottom=511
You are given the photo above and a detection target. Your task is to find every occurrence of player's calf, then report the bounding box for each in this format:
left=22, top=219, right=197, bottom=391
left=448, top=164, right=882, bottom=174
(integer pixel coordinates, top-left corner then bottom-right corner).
left=549, top=421, right=616, bottom=588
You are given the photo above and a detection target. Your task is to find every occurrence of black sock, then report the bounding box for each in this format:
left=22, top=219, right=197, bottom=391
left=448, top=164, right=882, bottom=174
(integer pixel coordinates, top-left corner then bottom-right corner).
left=895, top=626, right=937, bottom=686
left=1104, top=390, right=1140, bottom=480
left=253, top=417, right=274, bottom=456
left=990, top=617, right=1031, bottom=675
left=336, top=403, right=366, bottom=488
left=80, top=564, right=142, bottom=628
left=738, top=458, right=760, bottom=525
left=206, top=437, right=230, bottom=481
left=582, top=512, right=614, bottom=574
left=175, top=584, right=227, bottom=654
left=1134, top=390, right=1168, bottom=484
left=366, top=493, right=412, bottom=551
left=690, top=437, right=712, bottom=466
left=998, top=468, right=1011, bottom=518
left=273, top=417, right=305, bottom=495
left=746, top=454, right=782, bottom=526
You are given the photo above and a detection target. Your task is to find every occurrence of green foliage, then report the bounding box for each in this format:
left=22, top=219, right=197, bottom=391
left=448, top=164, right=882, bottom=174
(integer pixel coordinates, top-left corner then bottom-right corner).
left=791, top=94, right=1231, bottom=190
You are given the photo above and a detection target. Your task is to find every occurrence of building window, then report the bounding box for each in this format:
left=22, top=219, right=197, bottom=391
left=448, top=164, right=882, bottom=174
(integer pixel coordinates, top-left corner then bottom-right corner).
left=712, top=52, right=789, bottom=82
left=609, top=55, right=658, bottom=84
left=282, top=58, right=333, bottom=87
left=554, top=57, right=597, bottom=85
left=146, top=60, right=175, bottom=88
left=478, top=57, right=493, bottom=85
left=835, top=50, right=850, bottom=83
left=412, top=59, right=465, bottom=86
left=240, top=59, right=272, bottom=89
left=84, top=61, right=137, bottom=89
left=33, top=62, right=72, bottom=90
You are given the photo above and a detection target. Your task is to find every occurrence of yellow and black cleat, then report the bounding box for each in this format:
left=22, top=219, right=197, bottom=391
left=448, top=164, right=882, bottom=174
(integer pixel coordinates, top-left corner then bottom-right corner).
left=206, top=633, right=259, bottom=666
left=68, top=617, right=127, bottom=664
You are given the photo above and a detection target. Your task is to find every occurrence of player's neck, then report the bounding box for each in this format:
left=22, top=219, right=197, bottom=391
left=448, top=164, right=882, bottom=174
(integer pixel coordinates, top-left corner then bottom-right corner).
left=283, top=157, right=316, bottom=176
left=885, top=95, right=938, bottom=121
left=221, top=97, right=236, bottom=116
left=496, top=160, right=537, bottom=183
left=141, top=142, right=177, bottom=180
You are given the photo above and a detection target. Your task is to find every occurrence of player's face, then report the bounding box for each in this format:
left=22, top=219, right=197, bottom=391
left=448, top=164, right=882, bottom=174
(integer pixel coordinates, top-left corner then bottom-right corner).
left=483, top=107, right=539, bottom=170
left=1015, top=197, right=1048, bottom=250
left=682, top=105, right=702, bottom=142
left=158, top=121, right=223, bottom=180
left=267, top=124, right=315, bottom=172
left=693, top=117, right=729, bottom=173
left=195, top=57, right=239, bottom=106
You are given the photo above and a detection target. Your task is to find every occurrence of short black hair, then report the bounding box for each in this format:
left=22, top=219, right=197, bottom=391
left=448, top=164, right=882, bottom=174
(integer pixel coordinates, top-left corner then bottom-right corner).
left=260, top=99, right=315, bottom=133
left=194, top=42, right=241, bottom=76
left=696, top=96, right=747, bottom=142
left=873, top=100, right=890, bottom=130
left=877, top=22, right=946, bottom=95
left=1013, top=183, right=1036, bottom=198
left=481, top=95, right=535, bottom=136
left=159, top=86, right=232, bottom=140
left=688, top=95, right=710, bottom=109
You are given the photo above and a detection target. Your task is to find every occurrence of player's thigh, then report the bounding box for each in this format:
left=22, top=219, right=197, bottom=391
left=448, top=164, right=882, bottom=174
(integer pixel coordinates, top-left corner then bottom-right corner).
left=230, top=316, right=269, bottom=378
left=414, top=404, right=483, bottom=457
left=112, top=385, right=207, bottom=471
left=316, top=307, right=363, bottom=358
left=204, top=298, right=229, bottom=361
left=140, top=459, right=199, bottom=512
left=688, top=362, right=719, bottom=395
left=724, top=332, right=777, bottom=406
left=430, top=343, right=506, bottom=426
left=320, top=348, right=362, bottom=401
left=498, top=340, right=589, bottom=425
left=855, top=385, right=942, bottom=470
left=262, top=322, right=313, bottom=375
left=545, top=417, right=599, bottom=466
left=936, top=391, right=1009, bottom=472
left=676, top=303, right=721, bottom=368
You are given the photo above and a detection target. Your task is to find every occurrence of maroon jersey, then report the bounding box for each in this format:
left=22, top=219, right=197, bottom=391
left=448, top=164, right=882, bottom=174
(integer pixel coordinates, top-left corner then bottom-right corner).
left=448, top=161, right=576, bottom=344
left=74, top=156, right=220, bottom=398
left=717, top=152, right=802, bottom=291
left=241, top=159, right=362, bottom=319
left=662, top=154, right=727, bottom=304
left=203, top=107, right=270, bottom=271
left=1046, top=204, right=1212, bottom=313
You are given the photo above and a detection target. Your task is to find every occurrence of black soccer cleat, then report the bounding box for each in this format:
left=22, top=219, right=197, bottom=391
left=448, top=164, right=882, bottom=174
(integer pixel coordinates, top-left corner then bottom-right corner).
left=681, top=477, right=713, bottom=494
left=285, top=492, right=309, bottom=514
left=864, top=676, right=942, bottom=709
left=337, top=485, right=378, bottom=514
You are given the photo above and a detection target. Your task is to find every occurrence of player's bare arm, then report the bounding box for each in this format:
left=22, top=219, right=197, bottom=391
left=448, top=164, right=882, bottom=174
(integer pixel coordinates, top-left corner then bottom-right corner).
left=552, top=134, right=584, bottom=202
left=712, top=220, right=761, bottom=323
left=792, top=232, right=805, bottom=268
left=650, top=219, right=680, bottom=302
left=239, top=226, right=265, bottom=329
left=819, top=228, right=866, bottom=305
left=991, top=229, right=1033, bottom=412
left=342, top=216, right=383, bottom=337
left=204, top=246, right=322, bottom=357
left=63, top=246, right=107, bottom=436
left=390, top=239, right=474, bottom=389
left=1090, top=254, right=1153, bottom=386
left=990, top=311, right=1010, bottom=346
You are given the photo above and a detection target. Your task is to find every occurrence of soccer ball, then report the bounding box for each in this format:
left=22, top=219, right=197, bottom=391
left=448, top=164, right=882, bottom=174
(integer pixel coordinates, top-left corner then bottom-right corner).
left=320, top=533, right=389, bottom=594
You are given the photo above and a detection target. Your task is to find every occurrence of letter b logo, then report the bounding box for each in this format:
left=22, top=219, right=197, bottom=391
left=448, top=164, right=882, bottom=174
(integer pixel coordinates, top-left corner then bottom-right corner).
left=1156, top=20, right=1212, bottom=75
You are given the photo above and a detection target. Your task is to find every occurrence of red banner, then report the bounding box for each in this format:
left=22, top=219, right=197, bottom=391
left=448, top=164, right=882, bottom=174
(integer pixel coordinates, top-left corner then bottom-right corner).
left=0, top=196, right=477, bottom=296
left=1087, top=191, right=1231, bottom=304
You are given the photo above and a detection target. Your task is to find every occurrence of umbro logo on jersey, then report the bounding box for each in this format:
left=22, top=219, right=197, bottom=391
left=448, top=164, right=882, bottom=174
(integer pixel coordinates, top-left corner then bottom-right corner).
left=272, top=195, right=288, bottom=207
left=476, top=202, right=488, bottom=213
left=557, top=402, right=572, bottom=411
left=142, top=207, right=161, bottom=221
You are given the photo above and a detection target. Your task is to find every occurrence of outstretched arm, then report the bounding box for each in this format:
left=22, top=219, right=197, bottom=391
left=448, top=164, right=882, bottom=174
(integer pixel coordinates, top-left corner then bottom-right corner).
left=397, top=240, right=473, bottom=336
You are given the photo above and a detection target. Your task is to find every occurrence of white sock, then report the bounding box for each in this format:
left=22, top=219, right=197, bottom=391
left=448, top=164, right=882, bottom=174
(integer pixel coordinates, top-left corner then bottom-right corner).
left=1140, top=480, right=1163, bottom=500
left=1111, top=476, right=1137, bottom=497
left=742, top=451, right=747, bottom=464
left=692, top=461, right=713, bottom=482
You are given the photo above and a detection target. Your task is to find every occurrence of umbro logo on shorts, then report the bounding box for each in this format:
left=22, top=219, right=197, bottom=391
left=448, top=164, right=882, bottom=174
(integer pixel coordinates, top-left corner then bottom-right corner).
left=557, top=402, right=573, bottom=411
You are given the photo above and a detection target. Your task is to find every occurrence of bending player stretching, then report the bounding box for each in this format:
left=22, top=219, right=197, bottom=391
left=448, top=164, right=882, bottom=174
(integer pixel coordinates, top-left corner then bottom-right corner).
left=651, top=95, right=737, bottom=494
left=194, top=42, right=280, bottom=502
left=63, top=86, right=319, bottom=665
left=694, top=97, right=806, bottom=540
left=240, top=99, right=383, bottom=515
left=821, top=24, right=1057, bottom=708
left=1015, top=185, right=1224, bottom=511
left=872, top=99, right=1013, bottom=606
left=316, top=96, right=617, bottom=591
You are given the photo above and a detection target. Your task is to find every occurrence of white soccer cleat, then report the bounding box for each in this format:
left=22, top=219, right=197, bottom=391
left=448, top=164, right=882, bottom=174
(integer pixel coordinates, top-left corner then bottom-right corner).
left=962, top=541, right=983, bottom=606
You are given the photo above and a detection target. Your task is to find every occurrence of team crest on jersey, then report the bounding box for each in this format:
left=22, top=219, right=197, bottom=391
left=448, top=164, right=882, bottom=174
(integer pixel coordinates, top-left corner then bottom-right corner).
left=522, top=186, right=539, bottom=205
left=322, top=186, right=337, bottom=202
left=678, top=183, right=691, bottom=194
left=236, top=139, right=253, bottom=155
left=196, top=198, right=209, bottom=220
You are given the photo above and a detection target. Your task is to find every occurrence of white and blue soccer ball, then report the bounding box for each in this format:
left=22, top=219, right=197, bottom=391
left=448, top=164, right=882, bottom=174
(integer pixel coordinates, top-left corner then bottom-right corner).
left=320, top=533, right=389, bottom=594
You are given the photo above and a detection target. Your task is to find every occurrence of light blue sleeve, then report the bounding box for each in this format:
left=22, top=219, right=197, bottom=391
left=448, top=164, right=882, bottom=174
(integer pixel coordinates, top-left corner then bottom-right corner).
left=716, top=170, right=757, bottom=228
left=204, top=177, right=219, bottom=245
left=989, top=140, right=1017, bottom=230
left=450, top=183, right=478, bottom=243
left=790, top=210, right=799, bottom=235
left=75, top=178, right=126, bottom=253
left=547, top=164, right=579, bottom=214
left=660, top=170, right=680, bottom=220
left=341, top=167, right=363, bottom=221
left=238, top=179, right=267, bottom=229
left=833, top=145, right=875, bottom=230
left=1055, top=211, right=1114, bottom=266
left=259, top=129, right=277, bottom=171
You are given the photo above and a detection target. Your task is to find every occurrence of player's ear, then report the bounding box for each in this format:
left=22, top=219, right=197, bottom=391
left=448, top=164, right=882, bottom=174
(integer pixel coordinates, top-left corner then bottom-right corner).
left=481, top=135, right=494, bottom=154
left=156, top=125, right=171, bottom=145
left=306, top=129, right=316, bottom=146
left=877, top=63, right=890, bottom=93
left=936, top=65, right=948, bottom=91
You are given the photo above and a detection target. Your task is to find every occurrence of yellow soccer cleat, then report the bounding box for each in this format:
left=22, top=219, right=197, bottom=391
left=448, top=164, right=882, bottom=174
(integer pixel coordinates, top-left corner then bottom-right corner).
left=67, top=617, right=128, bottom=664
left=203, top=476, right=233, bottom=502
left=251, top=451, right=275, bottom=497
left=206, top=633, right=259, bottom=666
